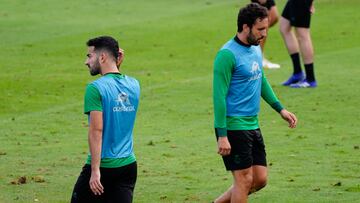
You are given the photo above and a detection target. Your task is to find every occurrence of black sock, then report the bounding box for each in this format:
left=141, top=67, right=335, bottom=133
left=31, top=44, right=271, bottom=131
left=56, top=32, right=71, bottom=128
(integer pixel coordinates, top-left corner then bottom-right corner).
left=290, top=53, right=302, bottom=74
left=304, top=63, right=315, bottom=82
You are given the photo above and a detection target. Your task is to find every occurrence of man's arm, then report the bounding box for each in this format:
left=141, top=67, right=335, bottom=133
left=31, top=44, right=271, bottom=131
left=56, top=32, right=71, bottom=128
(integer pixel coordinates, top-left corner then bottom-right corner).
left=116, top=48, right=125, bottom=68
left=88, top=110, right=104, bottom=195
left=310, top=1, right=315, bottom=14
left=261, top=70, right=283, bottom=113
left=261, top=71, right=298, bottom=128
left=213, top=49, right=234, bottom=156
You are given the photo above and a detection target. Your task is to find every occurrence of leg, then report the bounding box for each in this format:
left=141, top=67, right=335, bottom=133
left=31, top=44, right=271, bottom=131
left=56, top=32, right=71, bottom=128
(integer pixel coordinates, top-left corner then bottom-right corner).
left=268, top=5, right=279, bottom=28
left=285, top=1, right=316, bottom=87
left=280, top=17, right=305, bottom=85
left=214, top=185, right=232, bottom=203
left=214, top=130, right=261, bottom=203
left=279, top=17, right=298, bottom=55
left=261, top=5, right=279, bottom=50
left=250, top=129, right=267, bottom=193
left=261, top=5, right=280, bottom=69
left=101, top=162, right=137, bottom=203
left=294, top=27, right=313, bottom=64
left=231, top=168, right=253, bottom=203
left=289, top=27, right=317, bottom=87
left=214, top=166, right=267, bottom=203
left=250, top=165, right=267, bottom=194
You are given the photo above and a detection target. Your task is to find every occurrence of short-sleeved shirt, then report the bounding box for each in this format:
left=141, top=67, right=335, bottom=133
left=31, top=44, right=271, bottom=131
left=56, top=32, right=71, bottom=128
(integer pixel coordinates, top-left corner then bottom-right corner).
left=84, top=73, right=140, bottom=168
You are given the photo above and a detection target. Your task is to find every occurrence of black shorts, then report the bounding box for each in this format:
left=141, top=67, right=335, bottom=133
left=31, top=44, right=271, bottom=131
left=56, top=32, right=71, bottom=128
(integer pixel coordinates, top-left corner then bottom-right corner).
left=281, top=0, right=313, bottom=28
left=216, top=129, right=267, bottom=171
left=251, top=0, right=276, bottom=10
left=71, top=162, right=137, bottom=203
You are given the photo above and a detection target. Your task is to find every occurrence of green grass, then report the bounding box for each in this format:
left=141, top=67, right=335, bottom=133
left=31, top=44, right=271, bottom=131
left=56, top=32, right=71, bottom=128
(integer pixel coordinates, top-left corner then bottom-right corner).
left=1, top=0, right=359, bottom=202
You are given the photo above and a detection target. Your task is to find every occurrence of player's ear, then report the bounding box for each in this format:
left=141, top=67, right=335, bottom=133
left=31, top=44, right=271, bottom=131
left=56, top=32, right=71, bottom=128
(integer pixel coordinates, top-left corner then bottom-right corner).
left=99, top=52, right=107, bottom=63
left=243, top=24, right=250, bottom=34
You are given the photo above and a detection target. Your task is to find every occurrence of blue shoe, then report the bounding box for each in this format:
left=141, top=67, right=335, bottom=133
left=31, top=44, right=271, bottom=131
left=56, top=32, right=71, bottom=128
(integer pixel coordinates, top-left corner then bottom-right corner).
left=282, top=72, right=305, bottom=86
left=290, top=79, right=317, bottom=88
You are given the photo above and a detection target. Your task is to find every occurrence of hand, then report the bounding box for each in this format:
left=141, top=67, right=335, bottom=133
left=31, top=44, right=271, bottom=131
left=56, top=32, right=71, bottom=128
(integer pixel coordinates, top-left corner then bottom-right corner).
left=310, top=2, right=315, bottom=14
left=280, top=109, right=297, bottom=128
left=217, top=136, right=231, bottom=156
left=116, top=48, right=125, bottom=68
left=89, top=168, right=104, bottom=195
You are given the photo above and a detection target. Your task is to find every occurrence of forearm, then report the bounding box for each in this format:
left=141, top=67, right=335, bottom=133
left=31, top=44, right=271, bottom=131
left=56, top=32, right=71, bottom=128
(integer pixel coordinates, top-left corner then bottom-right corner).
left=88, top=111, right=103, bottom=171
left=261, top=73, right=283, bottom=113
left=89, top=128, right=102, bottom=171
left=87, top=116, right=104, bottom=196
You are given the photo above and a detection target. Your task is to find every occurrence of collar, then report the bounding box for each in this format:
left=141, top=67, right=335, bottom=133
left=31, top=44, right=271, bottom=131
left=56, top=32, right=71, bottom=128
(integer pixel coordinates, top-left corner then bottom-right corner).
left=104, top=72, right=121, bottom=76
left=234, top=35, right=251, bottom=47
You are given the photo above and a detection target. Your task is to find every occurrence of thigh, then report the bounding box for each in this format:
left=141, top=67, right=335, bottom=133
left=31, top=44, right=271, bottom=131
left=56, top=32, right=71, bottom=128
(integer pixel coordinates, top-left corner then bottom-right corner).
left=280, top=16, right=292, bottom=33
left=252, top=129, right=267, bottom=166
left=293, top=0, right=312, bottom=28
left=285, top=0, right=313, bottom=28
left=295, top=27, right=311, bottom=40
left=101, top=162, right=137, bottom=203
left=281, top=0, right=292, bottom=20
left=71, top=165, right=104, bottom=203
left=232, top=167, right=253, bottom=184
left=252, top=165, right=267, bottom=183
left=221, top=130, right=255, bottom=171
left=268, top=5, right=279, bottom=26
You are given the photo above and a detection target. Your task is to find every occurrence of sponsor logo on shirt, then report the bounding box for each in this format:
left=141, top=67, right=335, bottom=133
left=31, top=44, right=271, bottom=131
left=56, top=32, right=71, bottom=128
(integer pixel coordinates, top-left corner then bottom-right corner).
left=248, top=61, right=262, bottom=81
left=113, top=92, right=135, bottom=112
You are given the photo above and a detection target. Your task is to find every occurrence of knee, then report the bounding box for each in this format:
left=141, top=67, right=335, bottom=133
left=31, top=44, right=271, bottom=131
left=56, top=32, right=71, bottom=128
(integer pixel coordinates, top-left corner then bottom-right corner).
left=279, top=24, right=287, bottom=36
left=295, top=34, right=306, bottom=43
left=268, top=6, right=279, bottom=27
left=254, top=176, right=267, bottom=190
left=248, top=176, right=267, bottom=194
left=279, top=18, right=291, bottom=35
left=237, top=173, right=254, bottom=189
left=295, top=29, right=311, bottom=43
left=269, top=15, right=278, bottom=27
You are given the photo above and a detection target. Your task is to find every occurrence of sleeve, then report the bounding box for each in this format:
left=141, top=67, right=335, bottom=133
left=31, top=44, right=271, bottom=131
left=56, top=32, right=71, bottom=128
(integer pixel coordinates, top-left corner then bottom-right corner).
left=213, top=49, right=235, bottom=137
left=84, top=84, right=102, bottom=114
left=261, top=70, right=284, bottom=113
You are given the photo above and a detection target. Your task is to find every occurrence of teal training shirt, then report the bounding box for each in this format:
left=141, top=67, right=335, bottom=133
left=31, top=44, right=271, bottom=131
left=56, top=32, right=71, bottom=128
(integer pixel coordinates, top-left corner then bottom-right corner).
left=213, top=36, right=284, bottom=136
left=84, top=73, right=140, bottom=167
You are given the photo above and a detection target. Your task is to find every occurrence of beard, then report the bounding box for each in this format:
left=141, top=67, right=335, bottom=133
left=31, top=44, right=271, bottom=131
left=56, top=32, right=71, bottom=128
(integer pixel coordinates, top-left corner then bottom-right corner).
left=247, top=30, right=263, bottom=46
left=88, top=59, right=101, bottom=76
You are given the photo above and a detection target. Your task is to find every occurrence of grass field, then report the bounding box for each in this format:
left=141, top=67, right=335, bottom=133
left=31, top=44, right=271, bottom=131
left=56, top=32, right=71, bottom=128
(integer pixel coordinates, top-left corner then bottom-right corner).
left=0, top=0, right=359, bottom=202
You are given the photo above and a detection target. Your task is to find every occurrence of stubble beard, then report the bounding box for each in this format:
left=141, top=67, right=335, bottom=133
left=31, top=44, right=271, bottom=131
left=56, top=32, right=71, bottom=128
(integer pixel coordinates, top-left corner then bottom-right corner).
left=247, top=30, right=263, bottom=46
left=89, top=59, right=101, bottom=76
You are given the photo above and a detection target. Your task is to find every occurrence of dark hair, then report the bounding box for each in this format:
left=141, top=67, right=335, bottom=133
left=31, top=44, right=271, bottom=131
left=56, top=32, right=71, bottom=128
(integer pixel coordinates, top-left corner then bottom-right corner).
left=237, top=3, right=268, bottom=32
left=86, top=36, right=119, bottom=61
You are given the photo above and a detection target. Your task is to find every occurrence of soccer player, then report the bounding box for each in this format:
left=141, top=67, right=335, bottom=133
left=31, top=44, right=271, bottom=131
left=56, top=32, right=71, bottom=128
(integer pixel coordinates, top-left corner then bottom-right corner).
left=280, top=0, right=317, bottom=88
left=71, top=36, right=140, bottom=203
left=251, top=0, right=281, bottom=69
left=213, top=3, right=297, bottom=202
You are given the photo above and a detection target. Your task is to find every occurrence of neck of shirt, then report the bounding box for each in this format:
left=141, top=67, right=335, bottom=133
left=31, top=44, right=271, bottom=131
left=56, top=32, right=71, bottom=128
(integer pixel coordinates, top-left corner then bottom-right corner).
left=234, top=35, right=251, bottom=47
